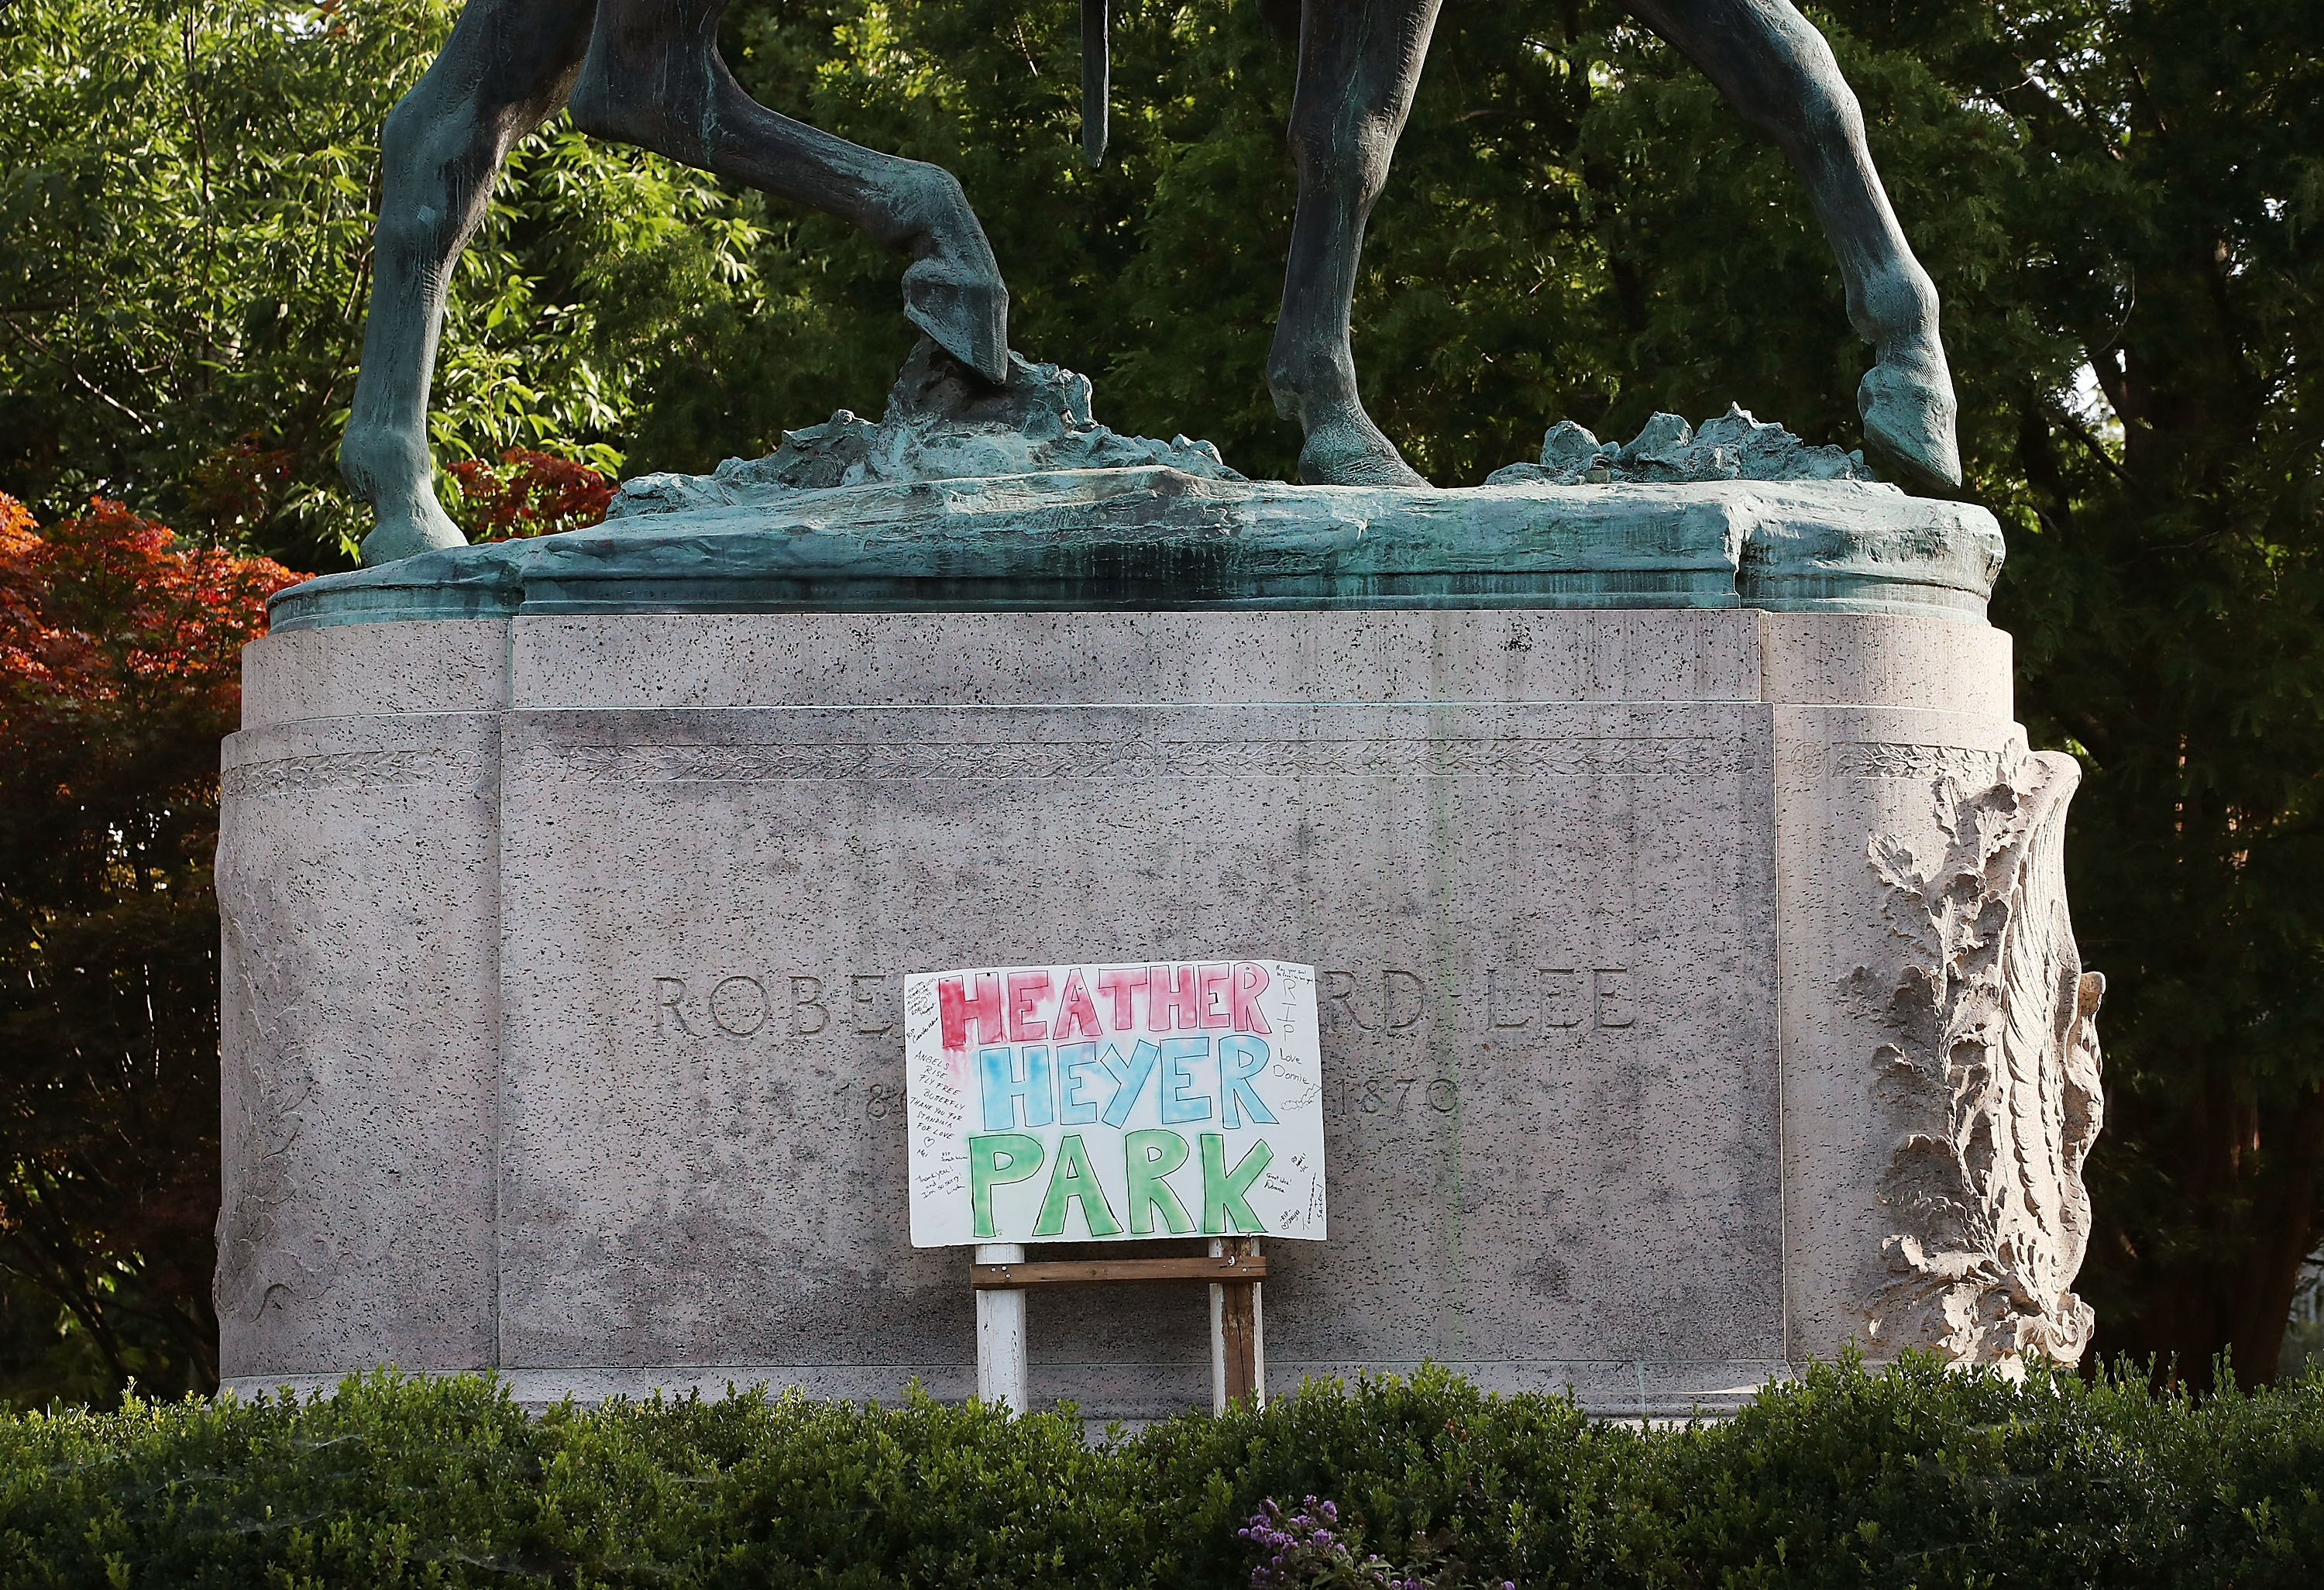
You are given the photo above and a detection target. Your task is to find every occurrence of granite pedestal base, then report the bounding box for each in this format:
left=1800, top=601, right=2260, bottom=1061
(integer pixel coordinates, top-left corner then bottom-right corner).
left=217, top=606, right=2092, bottom=1416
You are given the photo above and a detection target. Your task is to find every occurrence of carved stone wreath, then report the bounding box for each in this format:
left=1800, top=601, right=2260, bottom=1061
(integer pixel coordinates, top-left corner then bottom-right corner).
left=1852, top=746, right=2106, bottom=1369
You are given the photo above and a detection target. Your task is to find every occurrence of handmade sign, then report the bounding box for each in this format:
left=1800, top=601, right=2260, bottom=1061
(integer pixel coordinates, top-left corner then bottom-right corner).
left=904, top=960, right=1325, bottom=1248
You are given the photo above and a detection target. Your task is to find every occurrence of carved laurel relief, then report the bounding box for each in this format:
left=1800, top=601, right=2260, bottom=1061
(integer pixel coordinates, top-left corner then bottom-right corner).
left=221, top=747, right=458, bottom=797
left=1853, top=748, right=2105, bottom=1369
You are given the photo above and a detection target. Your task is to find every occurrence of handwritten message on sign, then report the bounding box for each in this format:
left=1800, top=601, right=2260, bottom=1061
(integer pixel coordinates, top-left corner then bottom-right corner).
left=904, top=961, right=1325, bottom=1248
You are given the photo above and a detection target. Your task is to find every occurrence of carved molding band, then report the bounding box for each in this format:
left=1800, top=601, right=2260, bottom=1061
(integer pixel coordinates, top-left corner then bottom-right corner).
left=1831, top=742, right=2004, bottom=783
left=555, top=736, right=1745, bottom=784
left=222, top=749, right=461, bottom=797
left=1854, top=749, right=2105, bottom=1370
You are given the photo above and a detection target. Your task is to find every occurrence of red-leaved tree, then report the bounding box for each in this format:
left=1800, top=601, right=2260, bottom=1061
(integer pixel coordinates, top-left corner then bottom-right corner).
left=448, top=448, right=614, bottom=541
left=0, top=492, right=297, bottom=1402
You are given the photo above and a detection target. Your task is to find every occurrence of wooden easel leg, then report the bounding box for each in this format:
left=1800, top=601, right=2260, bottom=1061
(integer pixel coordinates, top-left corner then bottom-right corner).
left=1250, top=1257, right=1267, bottom=1406
left=1208, top=1246, right=1226, bottom=1413
left=1209, top=1236, right=1263, bottom=1413
left=975, top=1241, right=1028, bottom=1413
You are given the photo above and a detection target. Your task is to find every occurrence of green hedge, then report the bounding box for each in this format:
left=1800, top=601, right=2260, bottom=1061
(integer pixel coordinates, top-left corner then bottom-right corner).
left=1, top=1356, right=2318, bottom=1587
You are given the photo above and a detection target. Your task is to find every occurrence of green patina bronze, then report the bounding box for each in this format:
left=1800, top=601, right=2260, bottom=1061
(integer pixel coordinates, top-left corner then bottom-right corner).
left=279, top=346, right=2003, bottom=632
left=343, top=0, right=1962, bottom=568
left=269, top=469, right=2001, bottom=632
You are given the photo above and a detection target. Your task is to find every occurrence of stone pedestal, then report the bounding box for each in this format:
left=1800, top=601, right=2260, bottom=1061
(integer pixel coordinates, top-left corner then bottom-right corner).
left=217, top=605, right=2096, bottom=1416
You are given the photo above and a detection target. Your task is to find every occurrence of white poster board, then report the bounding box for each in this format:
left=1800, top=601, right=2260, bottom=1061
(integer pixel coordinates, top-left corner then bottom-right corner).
left=903, top=959, right=1325, bottom=1248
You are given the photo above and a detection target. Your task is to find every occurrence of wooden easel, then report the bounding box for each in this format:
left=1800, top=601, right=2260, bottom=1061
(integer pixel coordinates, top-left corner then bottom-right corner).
left=970, top=1237, right=1266, bottom=1414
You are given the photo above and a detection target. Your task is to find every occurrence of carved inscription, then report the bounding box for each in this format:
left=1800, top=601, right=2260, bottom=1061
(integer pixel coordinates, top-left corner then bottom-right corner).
left=1331, top=1075, right=1463, bottom=1118
left=652, top=972, right=897, bottom=1039
left=1317, top=966, right=1635, bottom=1032
left=651, top=965, right=1635, bottom=1043
left=640, top=958, right=1642, bottom=1139
left=834, top=1079, right=905, bottom=1120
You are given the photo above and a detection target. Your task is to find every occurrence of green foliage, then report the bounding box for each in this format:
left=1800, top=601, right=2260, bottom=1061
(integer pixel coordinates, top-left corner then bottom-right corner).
left=0, top=0, right=756, bottom=568
left=0, top=1361, right=2319, bottom=1586
left=2, top=0, right=2319, bottom=1408
left=689, top=0, right=1658, bottom=487
left=1818, top=0, right=2324, bottom=1389
left=0, top=497, right=297, bottom=1407
left=643, top=0, right=2324, bottom=1393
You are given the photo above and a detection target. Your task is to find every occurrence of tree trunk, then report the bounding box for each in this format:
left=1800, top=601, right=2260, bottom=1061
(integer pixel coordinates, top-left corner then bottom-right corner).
left=2089, top=1079, right=2324, bottom=1389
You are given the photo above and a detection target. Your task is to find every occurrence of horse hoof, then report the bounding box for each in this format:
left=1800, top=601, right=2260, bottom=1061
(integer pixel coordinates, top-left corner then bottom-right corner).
left=903, top=255, right=1010, bottom=384
left=1298, top=417, right=1429, bottom=488
left=1858, top=359, right=1962, bottom=492
left=359, top=497, right=469, bottom=567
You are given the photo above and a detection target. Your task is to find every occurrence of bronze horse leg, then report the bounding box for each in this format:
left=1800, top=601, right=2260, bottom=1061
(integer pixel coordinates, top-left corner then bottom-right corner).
left=340, top=0, right=594, bottom=566
left=1630, top=0, right=1959, bottom=488
left=342, top=0, right=1009, bottom=566
left=566, top=0, right=1007, bottom=380
left=1267, top=0, right=1961, bottom=491
left=1266, top=0, right=1446, bottom=488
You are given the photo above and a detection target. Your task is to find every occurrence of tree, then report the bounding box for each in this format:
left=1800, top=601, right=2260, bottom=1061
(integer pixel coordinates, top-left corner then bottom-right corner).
left=1528, top=0, right=2324, bottom=1387
left=585, top=0, right=2324, bottom=1387
left=0, top=0, right=752, bottom=570
left=2, top=0, right=2316, bottom=1396
left=1864, top=0, right=2324, bottom=1392
left=0, top=492, right=297, bottom=1400
left=697, top=3, right=2324, bottom=1385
